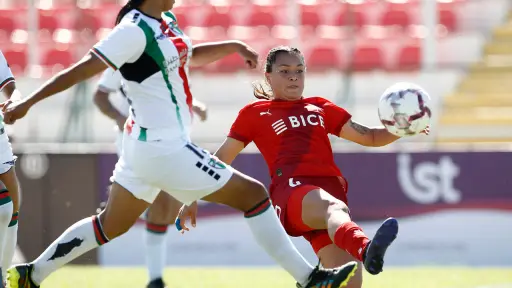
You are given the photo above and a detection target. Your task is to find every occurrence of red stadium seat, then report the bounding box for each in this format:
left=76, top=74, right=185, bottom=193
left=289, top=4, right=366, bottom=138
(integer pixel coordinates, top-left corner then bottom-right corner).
left=397, top=44, right=421, bottom=71
left=439, top=9, right=457, bottom=31
left=214, top=53, right=247, bottom=73
left=172, top=11, right=190, bottom=29
left=43, top=49, right=73, bottom=68
left=333, top=9, right=366, bottom=28
left=73, top=10, right=101, bottom=33
left=0, top=15, right=15, bottom=34
left=3, top=49, right=27, bottom=74
left=351, top=45, right=384, bottom=71
left=38, top=12, right=60, bottom=33
left=203, top=7, right=232, bottom=29
left=380, top=9, right=410, bottom=28
left=307, top=45, right=341, bottom=70
left=247, top=9, right=277, bottom=27
left=300, top=5, right=321, bottom=28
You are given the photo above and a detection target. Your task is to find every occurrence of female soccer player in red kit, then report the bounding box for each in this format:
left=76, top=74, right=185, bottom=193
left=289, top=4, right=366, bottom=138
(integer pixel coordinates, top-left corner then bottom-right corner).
left=177, top=46, right=428, bottom=287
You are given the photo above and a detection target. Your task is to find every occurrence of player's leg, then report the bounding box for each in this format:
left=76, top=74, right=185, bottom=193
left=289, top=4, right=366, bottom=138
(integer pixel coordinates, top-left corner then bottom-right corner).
left=306, top=231, right=363, bottom=288
left=0, top=180, right=13, bottom=283
left=295, top=185, right=398, bottom=275
left=7, top=150, right=159, bottom=288
left=144, top=192, right=182, bottom=288
left=0, top=166, right=18, bottom=282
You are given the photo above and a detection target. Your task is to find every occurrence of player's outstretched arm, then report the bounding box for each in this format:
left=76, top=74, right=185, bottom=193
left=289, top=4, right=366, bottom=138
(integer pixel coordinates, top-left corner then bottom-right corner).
left=214, top=137, right=245, bottom=165
left=190, top=40, right=258, bottom=69
left=339, top=119, right=400, bottom=147
left=2, top=82, right=22, bottom=102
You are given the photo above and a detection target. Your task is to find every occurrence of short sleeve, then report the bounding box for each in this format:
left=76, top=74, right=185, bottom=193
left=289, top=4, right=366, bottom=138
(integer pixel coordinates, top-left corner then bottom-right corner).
left=323, top=100, right=352, bottom=135
left=0, top=51, right=14, bottom=92
left=97, top=68, right=122, bottom=92
left=91, top=22, right=146, bottom=70
left=228, top=107, right=255, bottom=146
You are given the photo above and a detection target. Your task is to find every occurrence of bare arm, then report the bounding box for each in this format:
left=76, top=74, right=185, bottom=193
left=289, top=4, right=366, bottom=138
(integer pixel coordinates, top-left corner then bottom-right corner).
left=25, top=52, right=107, bottom=107
left=339, top=119, right=400, bottom=147
left=2, top=82, right=22, bottom=101
left=93, top=88, right=126, bottom=123
left=214, top=137, right=245, bottom=165
left=189, top=40, right=246, bottom=67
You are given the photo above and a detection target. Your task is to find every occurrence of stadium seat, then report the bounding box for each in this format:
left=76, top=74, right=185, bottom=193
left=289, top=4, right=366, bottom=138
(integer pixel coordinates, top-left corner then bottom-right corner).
left=333, top=9, right=366, bottom=28
left=439, top=9, right=457, bottom=31
left=380, top=9, right=411, bottom=28
left=3, top=49, right=27, bottom=73
left=214, top=53, right=247, bottom=73
left=307, top=45, right=341, bottom=70
left=397, top=44, right=421, bottom=71
left=38, top=12, right=60, bottom=33
left=247, top=8, right=277, bottom=27
left=73, top=10, right=102, bottom=33
left=300, top=5, right=321, bottom=28
left=43, top=48, right=74, bottom=68
left=351, top=45, right=384, bottom=71
left=0, top=15, right=15, bottom=34
left=203, top=7, right=232, bottom=29
left=172, top=10, right=190, bottom=29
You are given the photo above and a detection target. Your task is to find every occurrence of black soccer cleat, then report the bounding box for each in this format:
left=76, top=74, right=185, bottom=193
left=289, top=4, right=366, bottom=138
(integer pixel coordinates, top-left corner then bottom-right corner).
left=6, top=264, right=39, bottom=288
left=297, top=261, right=358, bottom=288
left=146, top=278, right=167, bottom=288
left=363, top=217, right=399, bottom=275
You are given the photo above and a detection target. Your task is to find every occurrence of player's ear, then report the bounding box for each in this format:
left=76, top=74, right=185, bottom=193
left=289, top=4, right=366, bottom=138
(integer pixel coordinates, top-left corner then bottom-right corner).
left=264, top=73, right=271, bottom=85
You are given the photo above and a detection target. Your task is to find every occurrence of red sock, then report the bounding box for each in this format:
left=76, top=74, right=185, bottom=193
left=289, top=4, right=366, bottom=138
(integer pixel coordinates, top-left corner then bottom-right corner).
left=333, top=221, right=370, bottom=262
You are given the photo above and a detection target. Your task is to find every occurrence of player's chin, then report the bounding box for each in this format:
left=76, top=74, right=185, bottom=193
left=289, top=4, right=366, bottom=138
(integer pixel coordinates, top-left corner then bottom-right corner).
left=283, top=89, right=303, bottom=100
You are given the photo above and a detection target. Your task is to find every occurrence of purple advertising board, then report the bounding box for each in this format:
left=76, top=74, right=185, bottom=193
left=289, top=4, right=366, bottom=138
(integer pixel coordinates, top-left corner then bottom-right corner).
left=98, top=151, right=512, bottom=221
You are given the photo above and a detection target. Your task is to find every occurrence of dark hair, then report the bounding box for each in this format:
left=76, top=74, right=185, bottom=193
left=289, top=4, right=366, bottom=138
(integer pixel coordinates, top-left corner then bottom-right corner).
left=252, top=46, right=305, bottom=100
left=116, top=0, right=146, bottom=25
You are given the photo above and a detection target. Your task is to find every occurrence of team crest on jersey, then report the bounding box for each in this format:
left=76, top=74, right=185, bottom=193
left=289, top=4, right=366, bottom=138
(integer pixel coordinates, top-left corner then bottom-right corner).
left=208, top=157, right=226, bottom=169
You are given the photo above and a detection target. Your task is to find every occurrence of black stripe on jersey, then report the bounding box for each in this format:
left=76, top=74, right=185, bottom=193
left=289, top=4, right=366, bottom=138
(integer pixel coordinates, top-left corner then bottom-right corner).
left=186, top=144, right=205, bottom=159
left=119, top=52, right=160, bottom=83
left=132, top=13, right=140, bottom=23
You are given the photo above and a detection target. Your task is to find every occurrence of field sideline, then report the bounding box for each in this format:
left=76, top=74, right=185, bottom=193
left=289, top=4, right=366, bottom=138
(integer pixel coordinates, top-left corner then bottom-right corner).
left=39, top=266, right=512, bottom=288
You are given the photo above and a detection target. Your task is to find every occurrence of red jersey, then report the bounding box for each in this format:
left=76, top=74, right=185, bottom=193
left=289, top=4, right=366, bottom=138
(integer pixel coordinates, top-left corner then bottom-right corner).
left=228, top=97, right=352, bottom=182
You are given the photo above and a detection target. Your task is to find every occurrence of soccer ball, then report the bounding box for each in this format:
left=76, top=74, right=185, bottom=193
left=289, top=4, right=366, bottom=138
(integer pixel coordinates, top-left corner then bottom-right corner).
left=378, top=82, right=432, bottom=137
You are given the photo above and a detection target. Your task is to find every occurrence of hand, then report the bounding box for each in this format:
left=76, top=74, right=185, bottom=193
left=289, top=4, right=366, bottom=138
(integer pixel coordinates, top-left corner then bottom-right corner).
left=115, top=115, right=127, bottom=131
left=192, top=103, right=208, bottom=122
left=420, top=125, right=430, bottom=135
left=175, top=201, right=198, bottom=234
left=237, top=43, right=259, bottom=69
left=1, top=99, right=31, bottom=124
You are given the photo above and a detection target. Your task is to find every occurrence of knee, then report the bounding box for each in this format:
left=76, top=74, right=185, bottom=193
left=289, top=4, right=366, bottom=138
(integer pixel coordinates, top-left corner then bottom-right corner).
left=327, top=200, right=350, bottom=216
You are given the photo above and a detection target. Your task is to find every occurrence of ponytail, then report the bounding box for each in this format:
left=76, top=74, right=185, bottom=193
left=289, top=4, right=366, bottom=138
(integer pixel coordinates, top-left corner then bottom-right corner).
left=115, top=0, right=146, bottom=25
left=252, top=80, right=273, bottom=100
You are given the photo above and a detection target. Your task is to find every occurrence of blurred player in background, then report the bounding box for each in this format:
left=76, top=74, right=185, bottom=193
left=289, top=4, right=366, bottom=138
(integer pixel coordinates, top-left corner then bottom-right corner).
left=0, top=50, right=22, bottom=286
left=2, top=1, right=358, bottom=288
left=178, top=46, right=427, bottom=287
left=93, top=67, right=207, bottom=288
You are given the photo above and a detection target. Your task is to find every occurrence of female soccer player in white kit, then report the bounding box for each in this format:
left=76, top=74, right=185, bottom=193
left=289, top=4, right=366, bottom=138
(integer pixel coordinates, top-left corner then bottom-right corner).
left=3, top=1, right=358, bottom=287
left=94, top=67, right=207, bottom=288
left=0, top=51, right=22, bottom=285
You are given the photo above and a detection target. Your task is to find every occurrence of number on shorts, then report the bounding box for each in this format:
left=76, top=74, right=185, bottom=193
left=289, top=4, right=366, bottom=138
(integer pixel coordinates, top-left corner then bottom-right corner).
left=289, top=178, right=301, bottom=187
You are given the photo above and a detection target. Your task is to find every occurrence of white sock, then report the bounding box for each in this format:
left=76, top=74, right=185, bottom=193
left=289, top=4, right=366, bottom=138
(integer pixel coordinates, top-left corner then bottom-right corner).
left=244, top=198, right=313, bottom=285
left=0, top=192, right=13, bottom=282
left=31, top=216, right=109, bottom=285
left=144, top=223, right=168, bottom=281
left=2, top=212, right=18, bottom=280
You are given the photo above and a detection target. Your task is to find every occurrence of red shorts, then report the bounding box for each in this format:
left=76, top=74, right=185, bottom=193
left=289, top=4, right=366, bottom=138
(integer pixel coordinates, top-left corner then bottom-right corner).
left=269, top=176, right=348, bottom=254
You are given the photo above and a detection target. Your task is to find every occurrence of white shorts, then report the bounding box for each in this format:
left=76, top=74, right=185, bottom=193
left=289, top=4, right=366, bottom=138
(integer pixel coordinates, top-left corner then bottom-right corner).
left=115, top=129, right=123, bottom=157
left=111, top=134, right=234, bottom=205
left=0, top=132, right=16, bottom=175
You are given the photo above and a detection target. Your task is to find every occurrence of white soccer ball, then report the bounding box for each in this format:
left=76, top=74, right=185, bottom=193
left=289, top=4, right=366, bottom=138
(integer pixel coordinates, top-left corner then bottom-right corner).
left=378, top=82, right=432, bottom=137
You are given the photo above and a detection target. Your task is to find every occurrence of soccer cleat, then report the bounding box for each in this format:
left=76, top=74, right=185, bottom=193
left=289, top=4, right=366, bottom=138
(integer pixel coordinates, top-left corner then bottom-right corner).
left=6, top=264, right=39, bottom=288
left=363, top=217, right=399, bottom=275
left=146, top=278, right=167, bottom=288
left=297, top=261, right=358, bottom=288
